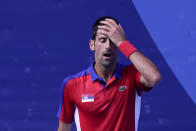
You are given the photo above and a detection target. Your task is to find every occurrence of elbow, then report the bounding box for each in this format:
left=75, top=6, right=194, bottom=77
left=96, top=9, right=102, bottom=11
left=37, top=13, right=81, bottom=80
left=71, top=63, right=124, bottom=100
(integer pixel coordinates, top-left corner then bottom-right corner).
left=149, top=72, right=162, bottom=87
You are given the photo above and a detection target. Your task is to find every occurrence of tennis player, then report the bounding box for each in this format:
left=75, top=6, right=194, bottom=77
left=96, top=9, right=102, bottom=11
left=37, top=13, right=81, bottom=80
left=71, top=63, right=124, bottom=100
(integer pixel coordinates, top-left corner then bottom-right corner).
left=57, top=16, right=161, bottom=131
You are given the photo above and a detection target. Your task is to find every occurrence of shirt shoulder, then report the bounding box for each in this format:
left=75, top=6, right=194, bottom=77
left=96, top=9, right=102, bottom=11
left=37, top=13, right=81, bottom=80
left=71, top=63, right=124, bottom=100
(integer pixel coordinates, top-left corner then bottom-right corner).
left=61, top=68, right=90, bottom=89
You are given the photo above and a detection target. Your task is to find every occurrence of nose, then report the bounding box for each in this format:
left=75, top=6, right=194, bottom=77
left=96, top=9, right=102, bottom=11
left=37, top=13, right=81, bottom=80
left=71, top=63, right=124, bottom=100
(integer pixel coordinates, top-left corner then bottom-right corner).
left=105, top=39, right=113, bottom=49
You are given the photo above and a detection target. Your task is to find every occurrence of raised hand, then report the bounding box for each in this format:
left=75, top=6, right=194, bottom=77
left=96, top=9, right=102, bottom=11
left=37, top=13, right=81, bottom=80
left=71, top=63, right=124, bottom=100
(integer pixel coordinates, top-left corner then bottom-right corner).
left=97, top=18, right=126, bottom=47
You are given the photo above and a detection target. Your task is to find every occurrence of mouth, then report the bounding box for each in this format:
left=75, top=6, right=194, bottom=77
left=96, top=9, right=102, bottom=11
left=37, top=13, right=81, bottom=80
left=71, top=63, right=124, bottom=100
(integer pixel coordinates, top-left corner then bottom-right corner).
left=103, top=53, right=112, bottom=59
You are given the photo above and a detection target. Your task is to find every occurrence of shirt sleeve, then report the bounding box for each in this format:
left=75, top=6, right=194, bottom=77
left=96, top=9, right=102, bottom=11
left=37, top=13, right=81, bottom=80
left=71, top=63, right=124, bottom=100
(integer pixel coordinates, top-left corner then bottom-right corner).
left=131, top=65, right=152, bottom=96
left=57, top=78, right=75, bottom=123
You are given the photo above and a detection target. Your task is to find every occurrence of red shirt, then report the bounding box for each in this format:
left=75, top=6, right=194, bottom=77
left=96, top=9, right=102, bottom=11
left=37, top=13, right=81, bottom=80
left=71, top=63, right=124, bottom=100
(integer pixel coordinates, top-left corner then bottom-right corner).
left=57, top=63, right=151, bottom=131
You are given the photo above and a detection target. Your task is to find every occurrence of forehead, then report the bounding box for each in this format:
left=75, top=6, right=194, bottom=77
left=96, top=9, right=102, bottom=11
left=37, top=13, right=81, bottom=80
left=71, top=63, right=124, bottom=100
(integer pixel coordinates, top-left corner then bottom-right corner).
left=96, top=33, right=108, bottom=39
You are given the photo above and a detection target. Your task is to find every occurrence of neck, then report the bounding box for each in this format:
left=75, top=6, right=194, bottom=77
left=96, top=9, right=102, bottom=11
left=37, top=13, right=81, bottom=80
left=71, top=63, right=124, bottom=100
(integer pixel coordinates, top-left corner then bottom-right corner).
left=94, top=62, right=117, bottom=83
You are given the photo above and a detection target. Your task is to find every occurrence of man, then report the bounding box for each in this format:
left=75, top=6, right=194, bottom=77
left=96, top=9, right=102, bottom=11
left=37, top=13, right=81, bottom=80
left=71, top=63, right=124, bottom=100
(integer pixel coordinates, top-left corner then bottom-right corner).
left=57, top=16, right=161, bottom=131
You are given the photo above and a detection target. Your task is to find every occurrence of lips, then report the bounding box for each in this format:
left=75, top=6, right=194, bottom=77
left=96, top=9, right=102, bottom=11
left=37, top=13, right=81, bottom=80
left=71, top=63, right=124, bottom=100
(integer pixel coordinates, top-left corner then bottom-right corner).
left=103, top=52, right=112, bottom=59
left=103, top=53, right=111, bottom=57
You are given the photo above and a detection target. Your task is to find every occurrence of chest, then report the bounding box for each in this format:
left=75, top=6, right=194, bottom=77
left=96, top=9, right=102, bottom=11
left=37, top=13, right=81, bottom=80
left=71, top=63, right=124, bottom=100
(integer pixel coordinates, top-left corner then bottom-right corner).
left=71, top=76, right=136, bottom=114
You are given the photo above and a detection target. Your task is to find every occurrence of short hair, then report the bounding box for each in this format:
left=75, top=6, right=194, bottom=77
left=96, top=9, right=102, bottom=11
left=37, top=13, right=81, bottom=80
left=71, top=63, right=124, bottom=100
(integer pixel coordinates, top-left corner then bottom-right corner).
left=91, top=16, right=119, bottom=40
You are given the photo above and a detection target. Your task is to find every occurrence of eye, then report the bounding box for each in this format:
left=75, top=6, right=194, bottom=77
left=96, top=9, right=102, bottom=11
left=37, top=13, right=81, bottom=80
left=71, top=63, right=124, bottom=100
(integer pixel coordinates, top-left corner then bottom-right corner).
left=99, top=37, right=107, bottom=43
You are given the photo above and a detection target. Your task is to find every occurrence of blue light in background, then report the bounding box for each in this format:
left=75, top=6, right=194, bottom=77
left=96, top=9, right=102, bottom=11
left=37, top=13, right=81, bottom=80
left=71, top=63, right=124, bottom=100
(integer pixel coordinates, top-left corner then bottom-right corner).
left=133, top=0, right=196, bottom=104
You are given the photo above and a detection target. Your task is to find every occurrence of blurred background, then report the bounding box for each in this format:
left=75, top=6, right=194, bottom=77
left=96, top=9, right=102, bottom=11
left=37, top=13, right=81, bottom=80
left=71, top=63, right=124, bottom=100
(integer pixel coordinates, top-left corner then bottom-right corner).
left=0, top=0, right=196, bottom=131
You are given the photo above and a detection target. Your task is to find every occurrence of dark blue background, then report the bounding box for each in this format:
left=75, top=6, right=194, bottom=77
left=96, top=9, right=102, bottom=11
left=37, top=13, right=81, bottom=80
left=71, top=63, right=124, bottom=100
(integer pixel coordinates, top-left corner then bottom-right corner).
left=0, top=0, right=196, bottom=131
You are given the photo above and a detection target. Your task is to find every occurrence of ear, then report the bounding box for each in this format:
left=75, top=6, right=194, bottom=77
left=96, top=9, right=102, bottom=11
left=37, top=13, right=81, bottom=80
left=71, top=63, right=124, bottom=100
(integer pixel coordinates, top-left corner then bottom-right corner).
left=89, top=39, right=95, bottom=51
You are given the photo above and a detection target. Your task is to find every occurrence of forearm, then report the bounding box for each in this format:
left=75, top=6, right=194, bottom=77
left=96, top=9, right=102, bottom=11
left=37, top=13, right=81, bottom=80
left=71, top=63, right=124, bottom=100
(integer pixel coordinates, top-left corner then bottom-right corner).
left=57, top=120, right=72, bottom=131
left=129, top=51, right=161, bottom=87
left=118, top=41, right=161, bottom=87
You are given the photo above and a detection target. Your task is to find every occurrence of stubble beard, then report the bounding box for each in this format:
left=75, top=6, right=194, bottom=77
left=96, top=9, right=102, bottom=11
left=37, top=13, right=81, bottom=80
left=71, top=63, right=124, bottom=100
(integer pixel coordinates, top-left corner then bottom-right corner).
left=99, top=57, right=117, bottom=68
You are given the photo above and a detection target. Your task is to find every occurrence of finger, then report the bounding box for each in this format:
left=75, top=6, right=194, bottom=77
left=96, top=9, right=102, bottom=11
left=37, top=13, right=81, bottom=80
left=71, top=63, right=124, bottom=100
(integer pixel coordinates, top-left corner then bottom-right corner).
left=99, top=20, right=114, bottom=28
left=105, top=18, right=118, bottom=27
left=119, top=24, right=125, bottom=33
left=98, top=25, right=111, bottom=32
left=97, top=29, right=109, bottom=36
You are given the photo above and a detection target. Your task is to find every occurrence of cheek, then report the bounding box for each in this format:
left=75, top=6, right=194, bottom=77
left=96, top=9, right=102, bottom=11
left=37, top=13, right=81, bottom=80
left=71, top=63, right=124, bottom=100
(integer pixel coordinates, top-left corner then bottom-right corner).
left=94, top=44, right=103, bottom=54
left=95, top=49, right=102, bottom=58
left=94, top=47, right=105, bottom=60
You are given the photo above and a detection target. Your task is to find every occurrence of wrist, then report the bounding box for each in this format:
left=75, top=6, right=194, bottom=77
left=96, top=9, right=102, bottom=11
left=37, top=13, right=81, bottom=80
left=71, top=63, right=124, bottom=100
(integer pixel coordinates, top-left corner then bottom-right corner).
left=116, top=40, right=125, bottom=47
left=118, top=40, right=138, bottom=58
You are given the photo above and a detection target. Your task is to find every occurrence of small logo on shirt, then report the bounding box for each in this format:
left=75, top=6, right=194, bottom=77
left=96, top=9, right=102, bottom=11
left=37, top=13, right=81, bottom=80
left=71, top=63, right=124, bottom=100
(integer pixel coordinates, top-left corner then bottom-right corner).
left=82, top=94, right=94, bottom=103
left=119, top=85, right=128, bottom=92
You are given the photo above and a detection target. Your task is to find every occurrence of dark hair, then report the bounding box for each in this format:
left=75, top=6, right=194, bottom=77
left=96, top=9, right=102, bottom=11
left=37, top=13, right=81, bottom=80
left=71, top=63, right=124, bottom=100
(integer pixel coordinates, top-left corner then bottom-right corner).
left=91, top=16, right=119, bottom=40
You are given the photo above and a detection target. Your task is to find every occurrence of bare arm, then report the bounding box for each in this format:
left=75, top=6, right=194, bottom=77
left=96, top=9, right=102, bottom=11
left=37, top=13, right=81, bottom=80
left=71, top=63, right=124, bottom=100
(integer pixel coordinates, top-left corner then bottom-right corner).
left=57, top=120, right=72, bottom=131
left=129, top=51, right=161, bottom=87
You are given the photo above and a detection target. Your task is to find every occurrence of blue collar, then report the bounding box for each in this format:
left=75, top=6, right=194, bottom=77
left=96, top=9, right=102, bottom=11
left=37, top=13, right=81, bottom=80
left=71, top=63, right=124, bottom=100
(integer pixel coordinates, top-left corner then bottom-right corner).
left=89, top=62, right=122, bottom=82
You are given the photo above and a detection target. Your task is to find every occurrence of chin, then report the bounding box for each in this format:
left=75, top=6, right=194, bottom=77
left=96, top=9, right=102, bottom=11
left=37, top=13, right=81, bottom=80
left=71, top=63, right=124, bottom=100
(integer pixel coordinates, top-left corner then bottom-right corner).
left=101, top=60, right=116, bottom=67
